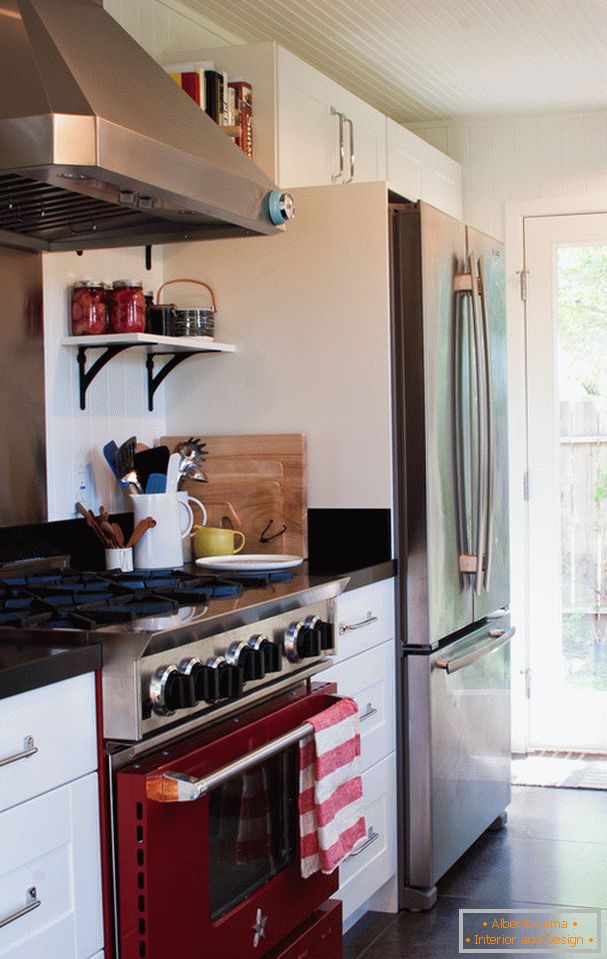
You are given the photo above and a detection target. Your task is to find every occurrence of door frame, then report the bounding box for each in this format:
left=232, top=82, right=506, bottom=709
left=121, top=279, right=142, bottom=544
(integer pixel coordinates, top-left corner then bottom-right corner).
left=505, top=193, right=607, bottom=753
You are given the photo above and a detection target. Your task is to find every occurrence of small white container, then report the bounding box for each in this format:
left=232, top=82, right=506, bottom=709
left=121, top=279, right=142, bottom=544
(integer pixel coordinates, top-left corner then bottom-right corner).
left=105, top=547, right=134, bottom=572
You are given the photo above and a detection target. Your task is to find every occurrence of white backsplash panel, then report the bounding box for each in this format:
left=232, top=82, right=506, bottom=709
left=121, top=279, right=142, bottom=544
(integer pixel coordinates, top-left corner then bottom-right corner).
left=43, top=249, right=166, bottom=521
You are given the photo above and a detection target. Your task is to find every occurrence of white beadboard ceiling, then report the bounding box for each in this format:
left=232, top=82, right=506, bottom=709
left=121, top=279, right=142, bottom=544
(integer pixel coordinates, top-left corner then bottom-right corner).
left=179, top=0, right=607, bottom=122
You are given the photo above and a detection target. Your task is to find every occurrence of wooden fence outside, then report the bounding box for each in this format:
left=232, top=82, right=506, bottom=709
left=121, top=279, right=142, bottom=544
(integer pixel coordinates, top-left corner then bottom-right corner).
left=561, top=399, right=607, bottom=640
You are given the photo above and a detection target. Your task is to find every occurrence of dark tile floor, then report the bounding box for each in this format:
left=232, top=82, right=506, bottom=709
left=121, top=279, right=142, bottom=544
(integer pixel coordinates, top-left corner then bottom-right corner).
left=344, top=785, right=607, bottom=958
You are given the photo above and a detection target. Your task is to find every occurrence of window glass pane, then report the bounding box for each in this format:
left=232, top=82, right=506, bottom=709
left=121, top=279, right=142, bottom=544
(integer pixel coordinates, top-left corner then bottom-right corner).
left=558, top=245, right=607, bottom=690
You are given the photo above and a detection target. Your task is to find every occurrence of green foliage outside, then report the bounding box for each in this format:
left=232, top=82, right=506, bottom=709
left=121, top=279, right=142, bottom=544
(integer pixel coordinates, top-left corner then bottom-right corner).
left=558, top=246, right=607, bottom=689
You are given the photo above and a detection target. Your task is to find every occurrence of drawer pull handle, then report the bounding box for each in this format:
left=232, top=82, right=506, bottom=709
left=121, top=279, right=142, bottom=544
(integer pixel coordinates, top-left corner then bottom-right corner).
left=346, top=826, right=379, bottom=859
left=0, top=888, right=41, bottom=929
left=360, top=703, right=378, bottom=723
left=0, top=736, right=38, bottom=769
left=339, top=614, right=378, bottom=634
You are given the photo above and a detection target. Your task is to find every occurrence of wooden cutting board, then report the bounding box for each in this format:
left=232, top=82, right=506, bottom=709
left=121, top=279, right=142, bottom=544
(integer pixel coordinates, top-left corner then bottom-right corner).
left=161, top=433, right=307, bottom=556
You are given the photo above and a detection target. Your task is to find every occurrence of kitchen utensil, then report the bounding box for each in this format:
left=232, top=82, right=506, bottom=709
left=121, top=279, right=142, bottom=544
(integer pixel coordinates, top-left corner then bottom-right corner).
left=126, top=516, right=157, bottom=549
left=103, top=441, right=129, bottom=489
left=165, top=452, right=181, bottom=493
left=156, top=279, right=217, bottom=337
left=100, top=520, right=119, bottom=547
left=130, top=494, right=186, bottom=568
left=193, top=525, right=246, bottom=558
left=134, top=447, right=170, bottom=491
left=195, top=554, right=303, bottom=572
left=160, top=433, right=307, bottom=556
left=145, top=473, right=167, bottom=494
left=178, top=465, right=208, bottom=486
left=177, top=491, right=207, bottom=563
left=105, top=547, right=134, bottom=572
left=115, top=437, right=143, bottom=493
left=111, top=522, right=125, bottom=547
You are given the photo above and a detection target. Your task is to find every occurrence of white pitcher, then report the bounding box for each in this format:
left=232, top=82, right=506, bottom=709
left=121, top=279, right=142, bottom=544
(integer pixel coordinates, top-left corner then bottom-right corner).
left=130, top=492, right=193, bottom=569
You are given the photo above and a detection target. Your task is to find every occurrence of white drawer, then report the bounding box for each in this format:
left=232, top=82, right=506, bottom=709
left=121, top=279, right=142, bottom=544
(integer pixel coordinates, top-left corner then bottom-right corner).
left=323, top=642, right=395, bottom=770
left=334, top=579, right=395, bottom=663
left=0, top=674, right=97, bottom=813
left=337, top=751, right=397, bottom=923
left=0, top=773, right=103, bottom=959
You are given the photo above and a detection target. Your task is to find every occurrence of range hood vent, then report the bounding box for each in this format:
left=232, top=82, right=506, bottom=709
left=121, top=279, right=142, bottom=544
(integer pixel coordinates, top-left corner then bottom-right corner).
left=0, top=0, right=286, bottom=251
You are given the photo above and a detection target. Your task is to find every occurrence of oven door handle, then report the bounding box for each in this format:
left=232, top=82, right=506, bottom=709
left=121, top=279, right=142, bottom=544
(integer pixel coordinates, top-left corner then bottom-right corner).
left=147, top=718, right=318, bottom=803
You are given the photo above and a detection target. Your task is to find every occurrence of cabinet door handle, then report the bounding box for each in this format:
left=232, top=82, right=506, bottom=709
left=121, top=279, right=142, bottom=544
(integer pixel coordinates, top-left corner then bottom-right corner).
left=339, top=614, right=378, bottom=634
left=345, top=116, right=355, bottom=182
left=346, top=826, right=379, bottom=859
left=331, top=107, right=345, bottom=182
left=360, top=703, right=378, bottom=723
left=0, top=736, right=38, bottom=769
left=0, top=888, right=41, bottom=929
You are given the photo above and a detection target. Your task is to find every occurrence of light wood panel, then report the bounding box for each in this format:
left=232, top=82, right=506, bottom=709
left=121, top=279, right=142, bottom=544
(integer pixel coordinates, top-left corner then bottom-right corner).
left=161, top=433, right=308, bottom=556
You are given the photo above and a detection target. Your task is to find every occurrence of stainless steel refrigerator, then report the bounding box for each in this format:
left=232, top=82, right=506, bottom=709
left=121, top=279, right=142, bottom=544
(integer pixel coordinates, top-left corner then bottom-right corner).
left=390, top=201, right=514, bottom=910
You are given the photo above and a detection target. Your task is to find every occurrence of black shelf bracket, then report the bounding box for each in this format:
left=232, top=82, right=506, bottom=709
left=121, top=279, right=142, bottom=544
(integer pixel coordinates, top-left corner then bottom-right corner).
left=146, top=351, right=197, bottom=411
left=77, top=344, right=132, bottom=410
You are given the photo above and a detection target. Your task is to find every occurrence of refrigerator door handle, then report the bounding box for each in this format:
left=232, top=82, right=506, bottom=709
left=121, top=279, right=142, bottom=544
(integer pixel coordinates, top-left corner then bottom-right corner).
left=435, top=626, right=515, bottom=674
left=470, top=251, right=488, bottom=596
left=454, top=284, right=473, bottom=581
left=478, top=254, right=495, bottom=592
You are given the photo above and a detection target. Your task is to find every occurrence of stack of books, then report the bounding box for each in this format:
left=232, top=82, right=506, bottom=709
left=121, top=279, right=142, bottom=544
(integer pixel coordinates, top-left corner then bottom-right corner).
left=165, top=61, right=253, bottom=159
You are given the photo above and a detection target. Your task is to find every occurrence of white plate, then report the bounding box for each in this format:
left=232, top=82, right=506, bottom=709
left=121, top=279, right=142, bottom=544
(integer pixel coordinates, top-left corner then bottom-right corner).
left=195, top=554, right=304, bottom=572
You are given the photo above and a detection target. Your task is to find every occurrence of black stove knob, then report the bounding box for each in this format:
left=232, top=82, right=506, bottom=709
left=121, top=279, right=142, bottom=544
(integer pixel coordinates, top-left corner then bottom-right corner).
left=227, top=641, right=266, bottom=681
left=150, top=665, right=196, bottom=715
left=284, top=618, right=322, bottom=662
left=318, top=620, right=334, bottom=651
left=207, top=656, right=244, bottom=700
left=249, top=634, right=282, bottom=673
left=180, top=658, right=220, bottom=704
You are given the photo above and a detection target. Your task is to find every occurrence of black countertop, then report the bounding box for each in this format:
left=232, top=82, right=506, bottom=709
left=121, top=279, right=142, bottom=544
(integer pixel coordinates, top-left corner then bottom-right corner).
left=0, top=558, right=395, bottom=701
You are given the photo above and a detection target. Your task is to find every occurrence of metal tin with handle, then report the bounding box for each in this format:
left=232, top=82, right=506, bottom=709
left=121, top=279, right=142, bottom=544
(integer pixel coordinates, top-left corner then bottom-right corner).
left=155, top=278, right=217, bottom=337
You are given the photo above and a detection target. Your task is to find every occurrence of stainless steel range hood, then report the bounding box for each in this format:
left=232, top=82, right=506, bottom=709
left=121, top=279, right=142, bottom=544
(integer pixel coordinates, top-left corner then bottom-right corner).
left=0, top=0, right=288, bottom=251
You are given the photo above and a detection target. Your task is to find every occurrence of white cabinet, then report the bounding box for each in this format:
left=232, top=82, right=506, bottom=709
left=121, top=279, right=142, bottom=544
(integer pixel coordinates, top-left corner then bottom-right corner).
left=323, top=578, right=398, bottom=926
left=190, top=42, right=386, bottom=189
left=387, top=117, right=463, bottom=219
left=0, top=676, right=102, bottom=959
left=0, top=674, right=97, bottom=814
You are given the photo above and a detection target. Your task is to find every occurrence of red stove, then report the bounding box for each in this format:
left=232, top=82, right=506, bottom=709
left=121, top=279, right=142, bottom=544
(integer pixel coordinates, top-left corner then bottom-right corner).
left=0, top=561, right=348, bottom=959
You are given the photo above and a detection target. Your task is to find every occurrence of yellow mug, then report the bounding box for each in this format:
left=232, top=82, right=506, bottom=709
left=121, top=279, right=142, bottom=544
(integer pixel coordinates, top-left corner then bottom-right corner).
left=193, top=525, right=246, bottom=558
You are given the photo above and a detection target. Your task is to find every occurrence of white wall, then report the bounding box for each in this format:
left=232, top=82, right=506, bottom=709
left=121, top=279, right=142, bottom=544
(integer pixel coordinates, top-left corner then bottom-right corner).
left=44, top=249, right=165, bottom=520
left=411, top=111, right=607, bottom=240
left=162, top=183, right=393, bottom=509
left=103, top=0, right=243, bottom=60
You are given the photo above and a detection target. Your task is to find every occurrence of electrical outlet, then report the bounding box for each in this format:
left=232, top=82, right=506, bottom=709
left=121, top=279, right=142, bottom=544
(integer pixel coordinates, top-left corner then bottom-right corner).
left=74, top=462, right=94, bottom=515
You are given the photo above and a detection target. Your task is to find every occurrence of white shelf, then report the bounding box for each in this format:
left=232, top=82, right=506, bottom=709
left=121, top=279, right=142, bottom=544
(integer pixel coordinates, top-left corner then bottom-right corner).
left=62, top=333, right=235, bottom=353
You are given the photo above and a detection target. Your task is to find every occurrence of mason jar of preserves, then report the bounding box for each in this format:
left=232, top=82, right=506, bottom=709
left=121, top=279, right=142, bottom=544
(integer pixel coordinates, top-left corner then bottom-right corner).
left=110, top=280, right=146, bottom=334
left=71, top=281, right=108, bottom=335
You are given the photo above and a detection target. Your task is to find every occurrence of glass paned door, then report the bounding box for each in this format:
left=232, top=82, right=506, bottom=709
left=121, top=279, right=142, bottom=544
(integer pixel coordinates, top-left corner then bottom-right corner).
left=526, top=213, right=607, bottom=750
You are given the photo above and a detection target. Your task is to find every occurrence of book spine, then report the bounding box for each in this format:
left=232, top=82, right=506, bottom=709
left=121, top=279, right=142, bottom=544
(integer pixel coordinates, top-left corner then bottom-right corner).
left=180, top=71, right=201, bottom=107
left=221, top=70, right=229, bottom=126
left=229, top=82, right=254, bottom=156
left=168, top=72, right=182, bottom=88
left=205, top=70, right=221, bottom=123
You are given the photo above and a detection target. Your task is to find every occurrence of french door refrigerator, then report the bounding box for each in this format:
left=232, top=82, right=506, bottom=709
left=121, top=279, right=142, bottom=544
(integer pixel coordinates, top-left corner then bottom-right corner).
left=390, top=201, right=514, bottom=910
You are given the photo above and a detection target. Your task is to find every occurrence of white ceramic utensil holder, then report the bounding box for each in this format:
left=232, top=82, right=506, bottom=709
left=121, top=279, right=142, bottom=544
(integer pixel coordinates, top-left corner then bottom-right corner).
left=105, top=547, right=134, bottom=572
left=178, top=491, right=207, bottom=563
left=130, top=492, right=190, bottom=569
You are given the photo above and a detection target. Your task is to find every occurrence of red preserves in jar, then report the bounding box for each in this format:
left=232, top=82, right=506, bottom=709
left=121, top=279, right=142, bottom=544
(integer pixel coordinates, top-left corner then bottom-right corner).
left=110, top=280, right=146, bottom=334
left=71, top=281, right=108, bottom=335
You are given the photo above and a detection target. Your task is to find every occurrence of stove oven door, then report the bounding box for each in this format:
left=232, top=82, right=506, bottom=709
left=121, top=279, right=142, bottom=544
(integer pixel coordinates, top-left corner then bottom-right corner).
left=115, top=687, right=340, bottom=959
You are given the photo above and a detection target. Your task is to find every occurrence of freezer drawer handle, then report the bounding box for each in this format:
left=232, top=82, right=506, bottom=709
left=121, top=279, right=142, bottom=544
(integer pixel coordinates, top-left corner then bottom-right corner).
left=435, top=627, right=515, bottom=674
left=0, top=888, right=40, bottom=929
left=346, top=826, right=379, bottom=859
left=146, top=718, right=318, bottom=803
left=339, top=614, right=378, bottom=634
left=0, top=736, right=38, bottom=769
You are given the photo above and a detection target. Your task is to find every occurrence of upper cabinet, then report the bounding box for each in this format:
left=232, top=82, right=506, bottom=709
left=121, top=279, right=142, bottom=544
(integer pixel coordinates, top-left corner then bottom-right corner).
left=386, top=118, right=463, bottom=219
left=190, top=42, right=460, bottom=215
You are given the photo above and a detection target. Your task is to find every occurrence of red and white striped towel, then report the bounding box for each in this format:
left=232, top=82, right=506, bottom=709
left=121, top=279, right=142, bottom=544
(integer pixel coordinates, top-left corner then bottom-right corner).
left=299, top=697, right=366, bottom=878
